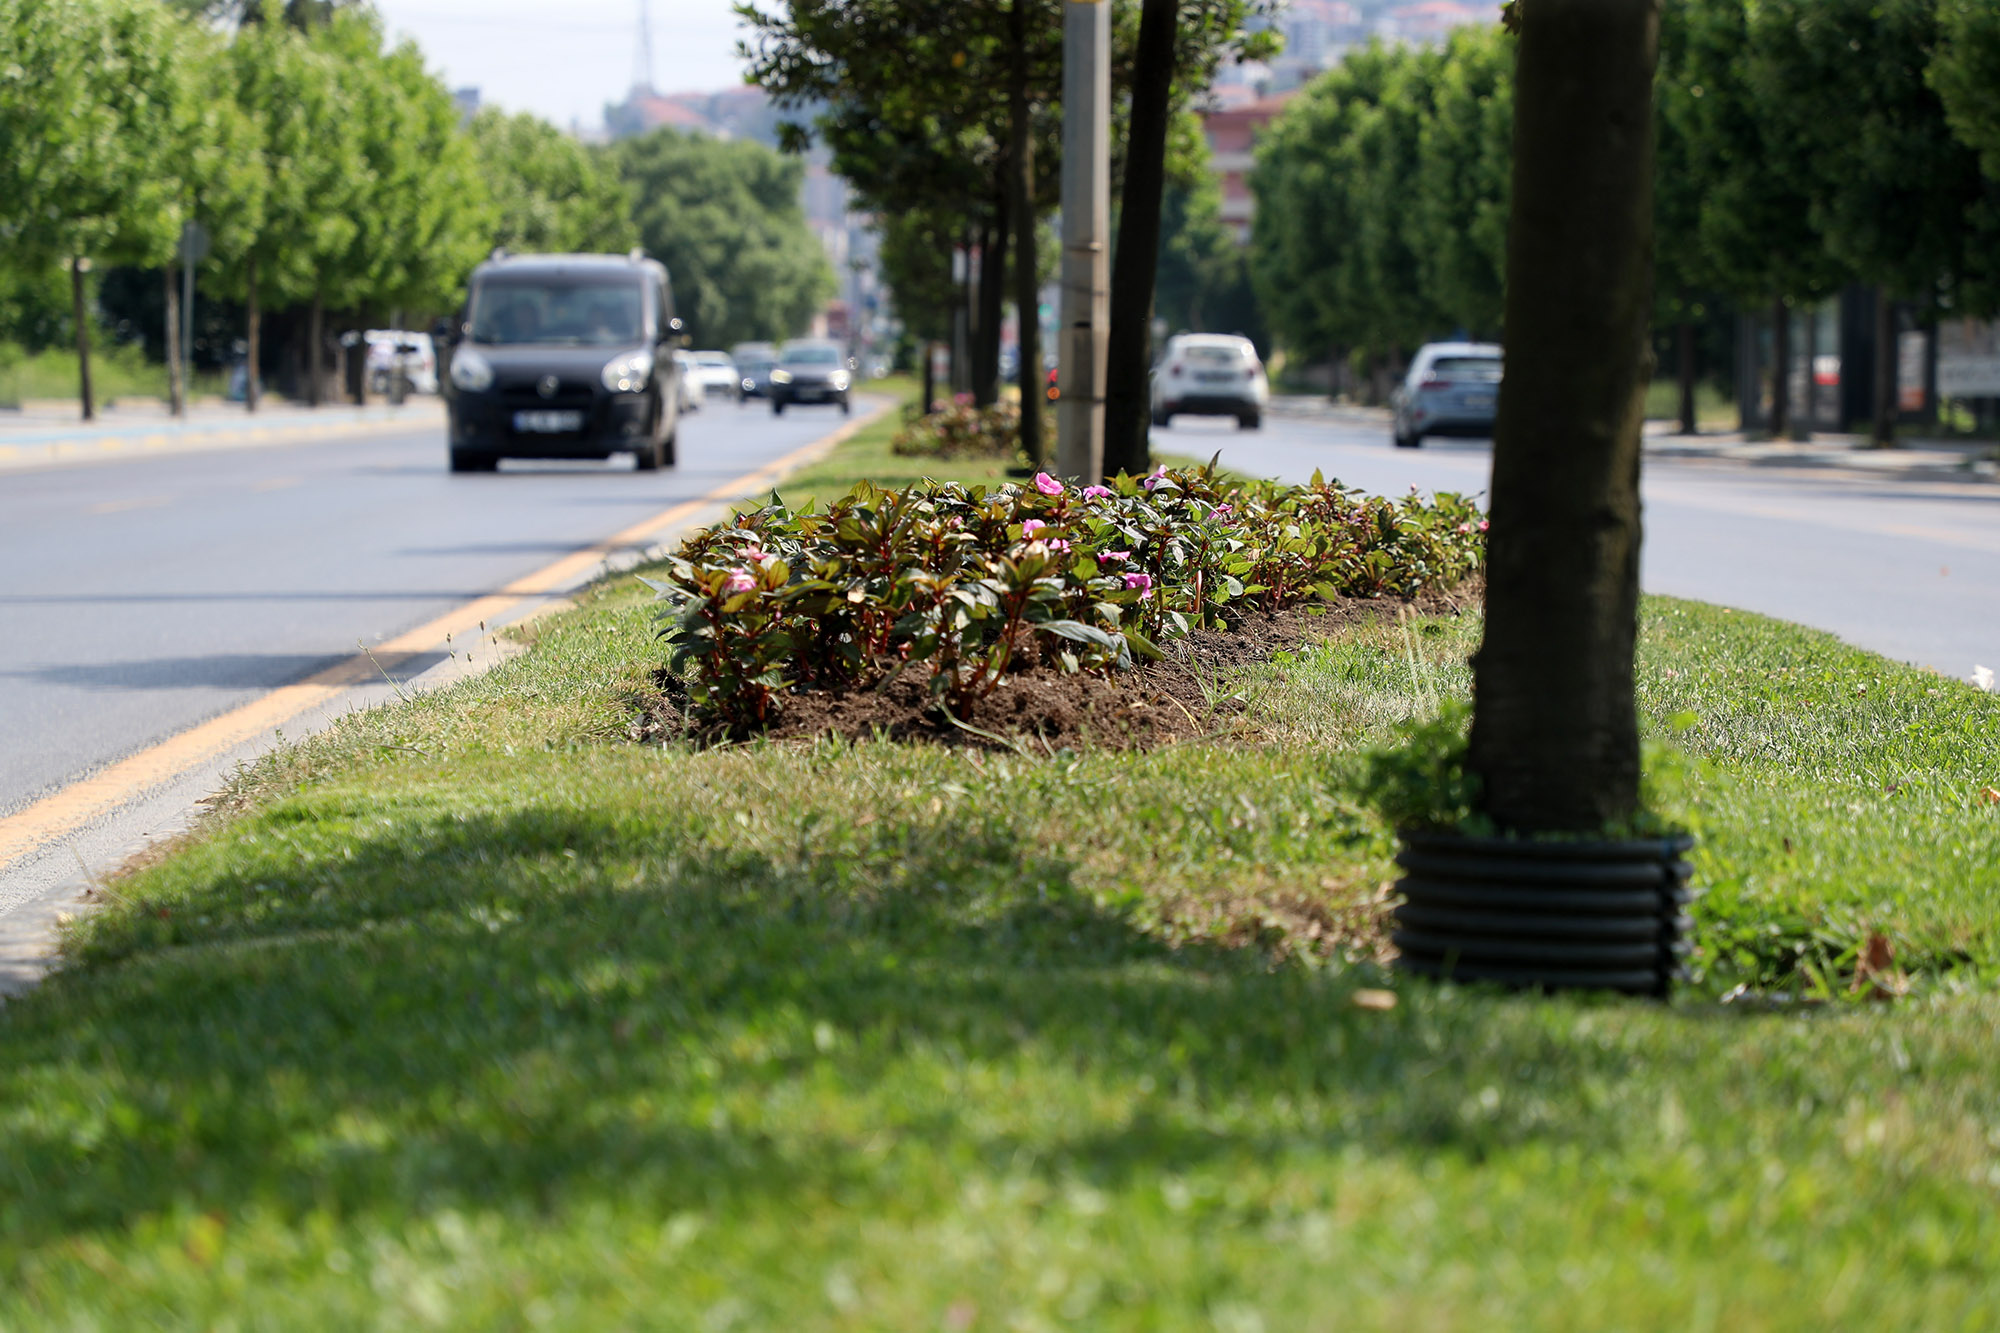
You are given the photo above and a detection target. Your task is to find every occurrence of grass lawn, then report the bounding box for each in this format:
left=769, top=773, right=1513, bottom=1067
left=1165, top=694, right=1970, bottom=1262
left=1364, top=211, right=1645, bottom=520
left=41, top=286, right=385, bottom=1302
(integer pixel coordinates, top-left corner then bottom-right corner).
left=2, top=418, right=1999, bottom=1326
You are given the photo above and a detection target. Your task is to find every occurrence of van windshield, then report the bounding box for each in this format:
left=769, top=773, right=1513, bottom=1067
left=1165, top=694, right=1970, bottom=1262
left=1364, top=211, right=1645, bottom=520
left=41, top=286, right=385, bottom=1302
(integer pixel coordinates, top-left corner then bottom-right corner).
left=470, top=276, right=646, bottom=346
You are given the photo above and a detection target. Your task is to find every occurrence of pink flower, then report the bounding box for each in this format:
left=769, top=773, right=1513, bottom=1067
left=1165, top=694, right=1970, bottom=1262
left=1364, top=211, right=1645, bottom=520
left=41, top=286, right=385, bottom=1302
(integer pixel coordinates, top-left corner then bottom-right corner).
left=1082, top=485, right=1114, bottom=500
left=1021, top=518, right=1047, bottom=536
left=1142, top=466, right=1169, bottom=491
left=1045, top=538, right=1071, bottom=554
left=1033, top=471, right=1063, bottom=496
left=1122, top=571, right=1154, bottom=600
left=724, top=569, right=757, bottom=594
left=1103, top=550, right=1131, bottom=562
left=1215, top=504, right=1232, bottom=517
left=1456, top=522, right=1473, bottom=534
left=1478, top=519, right=1490, bottom=533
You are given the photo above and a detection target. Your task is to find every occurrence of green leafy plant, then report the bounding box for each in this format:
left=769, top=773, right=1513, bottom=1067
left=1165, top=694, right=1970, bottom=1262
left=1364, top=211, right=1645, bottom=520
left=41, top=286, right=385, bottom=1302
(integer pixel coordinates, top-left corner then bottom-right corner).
left=889, top=400, right=1023, bottom=460
left=646, top=463, right=1486, bottom=730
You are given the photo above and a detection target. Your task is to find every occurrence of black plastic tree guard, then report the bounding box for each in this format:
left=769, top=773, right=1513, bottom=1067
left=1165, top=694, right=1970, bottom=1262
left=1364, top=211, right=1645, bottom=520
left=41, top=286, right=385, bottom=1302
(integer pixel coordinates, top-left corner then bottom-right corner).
left=1391, top=832, right=1696, bottom=996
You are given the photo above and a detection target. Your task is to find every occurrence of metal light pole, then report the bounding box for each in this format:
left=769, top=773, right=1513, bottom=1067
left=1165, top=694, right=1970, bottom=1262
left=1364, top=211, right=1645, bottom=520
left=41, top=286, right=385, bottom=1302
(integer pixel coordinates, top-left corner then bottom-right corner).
left=950, top=245, right=970, bottom=398
left=1057, top=0, right=1110, bottom=482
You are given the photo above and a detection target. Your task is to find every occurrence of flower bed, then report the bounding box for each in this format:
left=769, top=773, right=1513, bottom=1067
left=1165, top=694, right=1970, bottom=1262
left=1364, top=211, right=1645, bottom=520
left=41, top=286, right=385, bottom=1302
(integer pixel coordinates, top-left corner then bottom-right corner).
left=643, top=464, right=1486, bottom=732
left=889, top=400, right=1021, bottom=459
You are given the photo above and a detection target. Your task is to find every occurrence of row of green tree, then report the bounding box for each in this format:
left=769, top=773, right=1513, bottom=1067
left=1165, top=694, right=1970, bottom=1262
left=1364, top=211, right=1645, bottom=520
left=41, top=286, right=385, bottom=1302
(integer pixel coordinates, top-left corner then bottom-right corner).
left=1251, top=0, right=2000, bottom=440
left=0, top=0, right=831, bottom=417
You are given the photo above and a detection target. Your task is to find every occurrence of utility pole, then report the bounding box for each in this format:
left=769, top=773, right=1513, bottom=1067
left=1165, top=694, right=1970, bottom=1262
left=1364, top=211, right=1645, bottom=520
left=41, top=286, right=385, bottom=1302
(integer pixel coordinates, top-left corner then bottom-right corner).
left=1056, top=0, right=1110, bottom=482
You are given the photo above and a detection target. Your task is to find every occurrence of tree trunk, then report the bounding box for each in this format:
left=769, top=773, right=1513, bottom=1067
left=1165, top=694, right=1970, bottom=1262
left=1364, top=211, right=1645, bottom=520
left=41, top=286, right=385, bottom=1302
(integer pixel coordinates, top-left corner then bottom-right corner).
left=921, top=338, right=936, bottom=416
left=1675, top=317, right=1696, bottom=435
left=973, top=213, right=1006, bottom=407
left=164, top=266, right=185, bottom=418
left=246, top=254, right=262, bottom=414
left=1102, top=0, right=1177, bottom=480
left=1009, top=0, right=1043, bottom=469
left=1872, top=284, right=1896, bottom=447
left=70, top=258, right=95, bottom=422
left=1467, top=0, right=1658, bottom=835
left=307, top=288, right=324, bottom=408
left=1767, top=296, right=1788, bottom=442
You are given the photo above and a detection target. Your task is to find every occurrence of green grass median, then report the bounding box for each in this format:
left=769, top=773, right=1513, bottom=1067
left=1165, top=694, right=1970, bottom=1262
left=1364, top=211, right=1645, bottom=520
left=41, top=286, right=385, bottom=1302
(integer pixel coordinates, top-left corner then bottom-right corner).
left=1, top=417, right=1997, bottom=1327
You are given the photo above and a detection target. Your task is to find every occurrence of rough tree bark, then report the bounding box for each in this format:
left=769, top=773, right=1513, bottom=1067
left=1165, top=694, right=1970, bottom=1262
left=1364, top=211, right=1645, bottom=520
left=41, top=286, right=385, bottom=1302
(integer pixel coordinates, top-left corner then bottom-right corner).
left=1102, top=0, right=1177, bottom=480
left=164, top=267, right=185, bottom=418
left=1766, top=296, right=1788, bottom=441
left=246, top=254, right=262, bottom=414
left=1872, top=285, right=1896, bottom=446
left=1009, top=0, right=1044, bottom=469
left=70, top=259, right=95, bottom=422
left=1467, top=0, right=1659, bottom=834
left=1675, top=317, right=1696, bottom=435
left=307, top=288, right=325, bottom=408
left=973, top=211, right=1006, bottom=408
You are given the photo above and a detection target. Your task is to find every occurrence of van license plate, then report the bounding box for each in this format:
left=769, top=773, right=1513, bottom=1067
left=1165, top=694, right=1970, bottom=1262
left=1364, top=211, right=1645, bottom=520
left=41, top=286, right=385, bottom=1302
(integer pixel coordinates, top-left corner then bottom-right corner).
left=1462, top=394, right=1494, bottom=409
left=513, top=410, right=583, bottom=433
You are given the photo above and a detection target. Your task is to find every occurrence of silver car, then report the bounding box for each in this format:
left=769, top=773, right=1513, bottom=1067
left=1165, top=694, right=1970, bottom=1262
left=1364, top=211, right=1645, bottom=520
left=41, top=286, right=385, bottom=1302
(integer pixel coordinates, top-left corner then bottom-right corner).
left=1390, top=342, right=1502, bottom=448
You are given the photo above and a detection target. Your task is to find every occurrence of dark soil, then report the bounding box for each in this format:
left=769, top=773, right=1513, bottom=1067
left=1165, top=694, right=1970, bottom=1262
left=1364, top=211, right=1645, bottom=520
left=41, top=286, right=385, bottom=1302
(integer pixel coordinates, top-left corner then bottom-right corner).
left=628, top=579, right=1482, bottom=752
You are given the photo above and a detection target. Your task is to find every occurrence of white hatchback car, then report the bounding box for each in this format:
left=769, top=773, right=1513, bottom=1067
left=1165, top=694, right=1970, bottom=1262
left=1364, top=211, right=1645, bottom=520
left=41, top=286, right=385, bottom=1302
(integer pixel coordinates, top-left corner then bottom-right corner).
left=688, top=350, right=738, bottom=398
left=1150, top=333, right=1268, bottom=429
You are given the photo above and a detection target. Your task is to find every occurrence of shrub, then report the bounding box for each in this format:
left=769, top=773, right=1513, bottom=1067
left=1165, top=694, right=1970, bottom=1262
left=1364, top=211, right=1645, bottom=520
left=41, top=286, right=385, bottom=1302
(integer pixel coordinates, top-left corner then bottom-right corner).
left=645, top=463, right=1486, bottom=729
left=890, top=400, right=1022, bottom=459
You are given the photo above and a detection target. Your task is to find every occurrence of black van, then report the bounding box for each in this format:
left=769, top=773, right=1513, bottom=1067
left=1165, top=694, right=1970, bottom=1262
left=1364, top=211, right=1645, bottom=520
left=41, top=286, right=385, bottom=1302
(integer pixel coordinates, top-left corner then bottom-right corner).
left=438, top=251, right=685, bottom=473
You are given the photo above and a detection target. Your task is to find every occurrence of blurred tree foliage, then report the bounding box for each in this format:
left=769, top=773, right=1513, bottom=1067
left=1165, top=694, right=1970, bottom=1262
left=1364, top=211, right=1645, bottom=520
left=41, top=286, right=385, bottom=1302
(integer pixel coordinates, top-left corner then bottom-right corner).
left=612, top=128, right=834, bottom=350
left=0, top=0, right=822, bottom=415
left=1251, top=0, right=2000, bottom=403
left=469, top=110, right=638, bottom=256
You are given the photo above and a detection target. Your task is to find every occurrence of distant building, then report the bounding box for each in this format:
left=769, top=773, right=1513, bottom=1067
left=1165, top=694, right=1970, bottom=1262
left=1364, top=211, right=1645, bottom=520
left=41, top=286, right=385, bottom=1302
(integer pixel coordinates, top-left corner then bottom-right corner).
left=604, top=88, right=717, bottom=141
left=451, top=86, right=481, bottom=124
left=1202, top=92, right=1297, bottom=243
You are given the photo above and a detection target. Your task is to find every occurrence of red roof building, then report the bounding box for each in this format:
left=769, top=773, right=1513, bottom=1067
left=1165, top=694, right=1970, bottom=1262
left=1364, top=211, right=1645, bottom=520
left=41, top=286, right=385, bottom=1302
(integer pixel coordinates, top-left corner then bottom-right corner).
left=1202, top=91, right=1298, bottom=243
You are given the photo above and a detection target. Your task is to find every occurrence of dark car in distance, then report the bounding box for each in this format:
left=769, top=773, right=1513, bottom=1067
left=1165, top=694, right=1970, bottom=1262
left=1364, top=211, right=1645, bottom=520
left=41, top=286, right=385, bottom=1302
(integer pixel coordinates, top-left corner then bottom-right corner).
left=439, top=251, right=684, bottom=473
left=769, top=339, right=852, bottom=415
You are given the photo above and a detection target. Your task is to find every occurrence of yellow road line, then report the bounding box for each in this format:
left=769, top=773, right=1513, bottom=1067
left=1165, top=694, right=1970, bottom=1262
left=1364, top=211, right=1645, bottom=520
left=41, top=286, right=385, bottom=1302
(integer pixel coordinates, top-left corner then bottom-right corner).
left=0, top=409, right=873, bottom=872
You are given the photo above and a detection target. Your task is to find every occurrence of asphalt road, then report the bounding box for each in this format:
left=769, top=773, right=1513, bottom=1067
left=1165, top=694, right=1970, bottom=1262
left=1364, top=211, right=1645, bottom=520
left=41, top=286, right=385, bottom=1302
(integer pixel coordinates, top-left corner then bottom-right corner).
left=0, top=393, right=856, bottom=821
left=1159, top=411, right=2000, bottom=680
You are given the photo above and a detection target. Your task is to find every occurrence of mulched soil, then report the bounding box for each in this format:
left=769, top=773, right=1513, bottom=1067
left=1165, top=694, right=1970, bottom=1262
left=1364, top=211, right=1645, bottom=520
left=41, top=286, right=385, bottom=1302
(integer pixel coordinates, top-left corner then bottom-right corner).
left=628, top=578, right=1483, bottom=752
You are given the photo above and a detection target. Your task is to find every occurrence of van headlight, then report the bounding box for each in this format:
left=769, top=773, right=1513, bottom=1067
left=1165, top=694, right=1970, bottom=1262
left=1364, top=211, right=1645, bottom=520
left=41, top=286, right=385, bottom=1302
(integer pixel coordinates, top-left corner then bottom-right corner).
left=769, top=369, right=792, bottom=385
left=829, top=370, right=850, bottom=390
left=601, top=348, right=654, bottom=393
left=449, top=347, right=494, bottom=392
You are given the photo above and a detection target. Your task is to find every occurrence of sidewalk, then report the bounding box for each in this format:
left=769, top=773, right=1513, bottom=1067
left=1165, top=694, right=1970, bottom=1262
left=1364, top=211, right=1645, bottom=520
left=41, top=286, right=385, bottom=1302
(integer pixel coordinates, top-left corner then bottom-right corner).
left=1268, top=394, right=2000, bottom=483
left=0, top=396, right=445, bottom=472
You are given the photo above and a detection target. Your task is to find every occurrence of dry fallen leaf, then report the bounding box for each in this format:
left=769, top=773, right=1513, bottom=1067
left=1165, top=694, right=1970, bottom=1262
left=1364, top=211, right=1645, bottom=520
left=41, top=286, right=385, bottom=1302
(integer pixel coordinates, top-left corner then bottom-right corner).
left=1351, top=989, right=1398, bottom=1012
left=1851, top=932, right=1906, bottom=1002
left=1980, top=787, right=2000, bottom=806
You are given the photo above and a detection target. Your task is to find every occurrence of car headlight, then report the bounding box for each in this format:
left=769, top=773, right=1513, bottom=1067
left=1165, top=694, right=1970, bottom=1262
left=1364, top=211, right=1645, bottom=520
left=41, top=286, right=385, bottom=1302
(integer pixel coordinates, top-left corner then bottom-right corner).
left=830, top=371, right=850, bottom=390
left=770, top=369, right=792, bottom=385
left=448, top=347, right=494, bottom=392
left=601, top=349, right=654, bottom=393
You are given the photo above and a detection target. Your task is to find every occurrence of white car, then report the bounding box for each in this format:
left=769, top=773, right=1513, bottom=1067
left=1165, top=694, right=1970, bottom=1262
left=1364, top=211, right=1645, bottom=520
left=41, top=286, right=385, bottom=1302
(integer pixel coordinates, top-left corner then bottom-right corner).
left=364, top=330, right=438, bottom=395
left=1150, top=333, right=1267, bottom=429
left=688, top=350, right=739, bottom=398
left=671, top=351, right=702, bottom=414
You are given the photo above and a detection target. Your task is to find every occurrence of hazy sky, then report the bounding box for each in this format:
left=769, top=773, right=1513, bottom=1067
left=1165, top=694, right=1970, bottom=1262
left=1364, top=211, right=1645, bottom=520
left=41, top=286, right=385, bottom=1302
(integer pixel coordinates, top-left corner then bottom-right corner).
left=374, top=0, right=759, bottom=130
